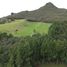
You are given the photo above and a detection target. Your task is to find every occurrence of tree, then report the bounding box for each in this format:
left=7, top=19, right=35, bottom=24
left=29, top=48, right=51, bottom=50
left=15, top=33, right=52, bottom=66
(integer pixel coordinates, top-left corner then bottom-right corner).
left=48, top=22, right=67, bottom=40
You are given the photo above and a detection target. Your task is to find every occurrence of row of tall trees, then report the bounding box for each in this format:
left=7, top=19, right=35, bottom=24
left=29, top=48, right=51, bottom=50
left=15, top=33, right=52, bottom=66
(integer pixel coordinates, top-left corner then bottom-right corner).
left=0, top=22, right=67, bottom=67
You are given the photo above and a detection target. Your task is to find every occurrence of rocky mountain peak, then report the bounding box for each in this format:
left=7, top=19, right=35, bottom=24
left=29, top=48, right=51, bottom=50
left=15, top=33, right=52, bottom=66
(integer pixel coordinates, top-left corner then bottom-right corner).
left=45, top=2, right=57, bottom=9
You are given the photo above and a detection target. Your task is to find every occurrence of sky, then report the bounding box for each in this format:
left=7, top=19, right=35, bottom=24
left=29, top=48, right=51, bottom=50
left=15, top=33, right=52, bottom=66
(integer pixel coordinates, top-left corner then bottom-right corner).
left=0, top=0, right=67, bottom=17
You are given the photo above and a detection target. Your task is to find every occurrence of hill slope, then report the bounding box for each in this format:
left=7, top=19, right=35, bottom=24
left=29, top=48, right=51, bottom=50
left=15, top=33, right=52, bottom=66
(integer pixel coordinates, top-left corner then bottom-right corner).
left=4, top=2, right=67, bottom=22
left=0, top=20, right=51, bottom=36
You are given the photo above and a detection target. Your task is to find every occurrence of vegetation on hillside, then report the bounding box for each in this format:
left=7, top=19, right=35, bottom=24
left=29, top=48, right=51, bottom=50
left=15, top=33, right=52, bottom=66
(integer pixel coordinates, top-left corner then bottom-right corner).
left=0, top=21, right=67, bottom=67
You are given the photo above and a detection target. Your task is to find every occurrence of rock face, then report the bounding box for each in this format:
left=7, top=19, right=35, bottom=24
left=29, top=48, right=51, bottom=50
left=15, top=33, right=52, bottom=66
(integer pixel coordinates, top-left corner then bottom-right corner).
left=1, top=2, right=67, bottom=22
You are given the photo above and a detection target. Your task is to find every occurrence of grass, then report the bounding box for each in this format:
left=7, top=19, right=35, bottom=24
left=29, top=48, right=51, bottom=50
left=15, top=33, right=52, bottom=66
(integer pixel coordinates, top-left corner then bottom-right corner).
left=0, top=19, right=51, bottom=36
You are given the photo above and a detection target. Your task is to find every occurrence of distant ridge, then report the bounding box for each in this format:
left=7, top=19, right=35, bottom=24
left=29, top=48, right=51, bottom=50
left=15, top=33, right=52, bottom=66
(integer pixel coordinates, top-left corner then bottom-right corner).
left=1, top=2, right=67, bottom=23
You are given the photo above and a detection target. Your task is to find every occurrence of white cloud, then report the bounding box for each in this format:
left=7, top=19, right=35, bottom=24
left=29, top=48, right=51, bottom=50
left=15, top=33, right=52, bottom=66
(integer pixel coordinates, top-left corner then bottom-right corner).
left=0, top=0, right=67, bottom=17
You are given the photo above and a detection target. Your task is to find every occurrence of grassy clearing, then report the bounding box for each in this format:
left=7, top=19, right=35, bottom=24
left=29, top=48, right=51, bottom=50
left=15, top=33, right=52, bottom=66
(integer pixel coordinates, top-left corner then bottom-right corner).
left=0, top=19, right=51, bottom=36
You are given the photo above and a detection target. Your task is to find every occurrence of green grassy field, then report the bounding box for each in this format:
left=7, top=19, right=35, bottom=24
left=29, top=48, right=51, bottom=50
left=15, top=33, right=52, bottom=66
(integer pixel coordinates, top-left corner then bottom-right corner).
left=0, top=19, right=51, bottom=36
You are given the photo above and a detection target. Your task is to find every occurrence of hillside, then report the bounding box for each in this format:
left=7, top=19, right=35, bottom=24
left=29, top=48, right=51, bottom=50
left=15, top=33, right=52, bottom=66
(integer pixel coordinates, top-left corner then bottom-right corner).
left=0, top=19, right=51, bottom=36
left=2, top=2, right=67, bottom=22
